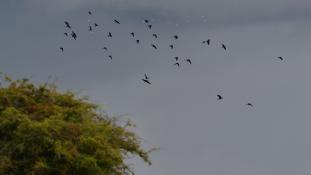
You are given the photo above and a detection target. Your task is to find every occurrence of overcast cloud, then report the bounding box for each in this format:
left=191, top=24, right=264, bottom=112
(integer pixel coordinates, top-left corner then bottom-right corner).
left=1, top=1, right=311, bottom=175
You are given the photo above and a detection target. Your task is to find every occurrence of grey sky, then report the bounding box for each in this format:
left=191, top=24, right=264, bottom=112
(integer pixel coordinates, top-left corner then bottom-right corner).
left=1, top=1, right=311, bottom=175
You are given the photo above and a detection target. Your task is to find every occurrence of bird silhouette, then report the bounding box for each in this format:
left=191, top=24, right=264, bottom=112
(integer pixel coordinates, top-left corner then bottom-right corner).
left=174, top=35, right=178, bottom=39
left=102, top=47, right=108, bottom=51
left=246, top=103, right=253, bottom=107
left=114, top=19, right=120, bottom=24
left=108, top=55, right=112, bottom=60
left=64, top=32, right=68, bottom=37
left=89, top=26, right=93, bottom=32
left=88, top=11, right=92, bottom=15
left=144, top=74, right=149, bottom=80
left=130, top=32, right=135, bottom=37
left=71, top=31, right=77, bottom=40
left=136, top=40, right=140, bottom=44
left=94, top=23, right=98, bottom=27
left=169, top=45, right=174, bottom=49
left=217, top=95, right=223, bottom=100
left=151, top=44, right=157, bottom=50
left=185, top=59, right=192, bottom=64
left=207, top=39, right=210, bottom=45
left=142, top=78, right=151, bottom=85
left=64, top=21, right=71, bottom=29
left=221, top=44, right=227, bottom=50
left=174, top=62, right=180, bottom=67
left=60, top=47, right=64, bottom=52
left=278, top=57, right=284, bottom=61
left=108, top=32, right=112, bottom=37
left=174, top=57, right=179, bottom=61
left=152, top=34, right=158, bottom=38
left=148, top=24, right=152, bottom=29
left=144, top=19, right=149, bottom=23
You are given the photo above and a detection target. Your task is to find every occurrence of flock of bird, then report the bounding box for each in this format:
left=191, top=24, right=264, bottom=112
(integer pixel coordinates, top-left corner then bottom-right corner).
left=59, top=10, right=286, bottom=108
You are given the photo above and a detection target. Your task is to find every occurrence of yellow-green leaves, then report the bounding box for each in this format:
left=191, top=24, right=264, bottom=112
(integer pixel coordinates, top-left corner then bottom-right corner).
left=0, top=77, right=151, bottom=175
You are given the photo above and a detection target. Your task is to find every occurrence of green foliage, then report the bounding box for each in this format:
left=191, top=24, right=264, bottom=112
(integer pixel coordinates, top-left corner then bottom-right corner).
left=0, top=76, right=151, bottom=175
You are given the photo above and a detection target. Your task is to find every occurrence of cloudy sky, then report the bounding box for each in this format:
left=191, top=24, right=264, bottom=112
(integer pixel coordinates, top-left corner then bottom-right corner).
left=2, top=0, right=311, bottom=174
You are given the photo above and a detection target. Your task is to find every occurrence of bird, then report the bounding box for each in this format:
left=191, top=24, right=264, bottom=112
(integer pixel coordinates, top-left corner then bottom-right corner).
left=136, top=40, right=140, bottom=44
left=174, top=35, right=178, bottom=39
left=151, top=44, right=157, bottom=50
left=102, top=47, right=108, bottom=51
left=142, top=78, right=151, bottom=85
left=108, top=32, right=112, bottom=37
left=64, top=21, right=71, bottom=29
left=278, top=56, right=284, bottom=61
left=174, top=62, right=180, bottom=67
left=114, top=19, right=120, bottom=24
left=169, top=45, right=174, bottom=49
left=108, top=55, right=112, bottom=60
left=89, top=26, right=93, bottom=32
left=88, top=11, right=92, bottom=15
left=144, top=19, right=149, bottom=23
left=94, top=23, right=98, bottom=27
left=207, top=39, right=210, bottom=45
left=148, top=24, right=152, bottom=29
left=64, top=32, right=68, bottom=37
left=144, top=74, right=149, bottom=80
left=152, top=34, right=158, bottom=38
left=185, top=58, right=192, bottom=64
left=71, top=31, right=77, bottom=40
left=217, top=95, right=223, bottom=100
left=174, top=57, right=179, bottom=61
left=221, top=44, right=227, bottom=50
left=60, top=47, right=64, bottom=52
left=130, top=32, right=135, bottom=37
left=246, top=103, right=253, bottom=107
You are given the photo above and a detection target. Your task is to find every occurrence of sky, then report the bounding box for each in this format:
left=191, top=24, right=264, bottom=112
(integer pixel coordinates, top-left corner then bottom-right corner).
left=1, top=0, right=311, bottom=175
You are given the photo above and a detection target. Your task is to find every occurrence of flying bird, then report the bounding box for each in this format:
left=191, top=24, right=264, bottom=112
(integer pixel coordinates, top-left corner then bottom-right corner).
left=185, top=58, right=192, bottom=64
left=114, top=19, right=120, bottom=24
left=152, top=34, right=158, bottom=38
left=89, top=26, right=93, bottom=32
left=94, top=23, right=98, bottom=27
left=148, top=24, right=152, bottom=29
left=88, top=11, right=92, bottom=15
left=174, top=35, right=178, bottom=39
left=217, top=95, right=223, bottom=100
left=207, top=39, right=210, bottom=45
left=64, top=21, right=71, bottom=29
left=221, top=44, right=227, bottom=50
left=64, top=32, right=68, bottom=37
left=136, top=40, right=140, bottom=44
left=278, top=56, right=284, bottom=61
left=71, top=31, right=77, bottom=40
left=130, top=32, right=135, bottom=37
left=246, top=103, right=253, bottom=107
left=108, top=32, right=112, bottom=37
left=169, top=45, right=174, bottom=49
left=144, top=19, right=149, bottom=23
left=144, top=74, right=149, bottom=80
left=102, top=47, right=108, bottom=51
left=151, top=44, right=157, bottom=50
left=142, top=78, right=151, bottom=85
left=174, top=57, right=179, bottom=61
left=174, top=62, right=180, bottom=67
left=108, top=55, right=112, bottom=60
left=60, top=47, right=64, bottom=52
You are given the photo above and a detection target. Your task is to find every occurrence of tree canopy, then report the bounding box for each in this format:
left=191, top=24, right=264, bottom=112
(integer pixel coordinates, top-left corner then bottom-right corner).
left=0, top=76, right=151, bottom=175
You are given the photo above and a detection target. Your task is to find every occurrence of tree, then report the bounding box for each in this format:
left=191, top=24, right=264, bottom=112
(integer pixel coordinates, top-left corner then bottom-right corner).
left=0, top=76, right=152, bottom=175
